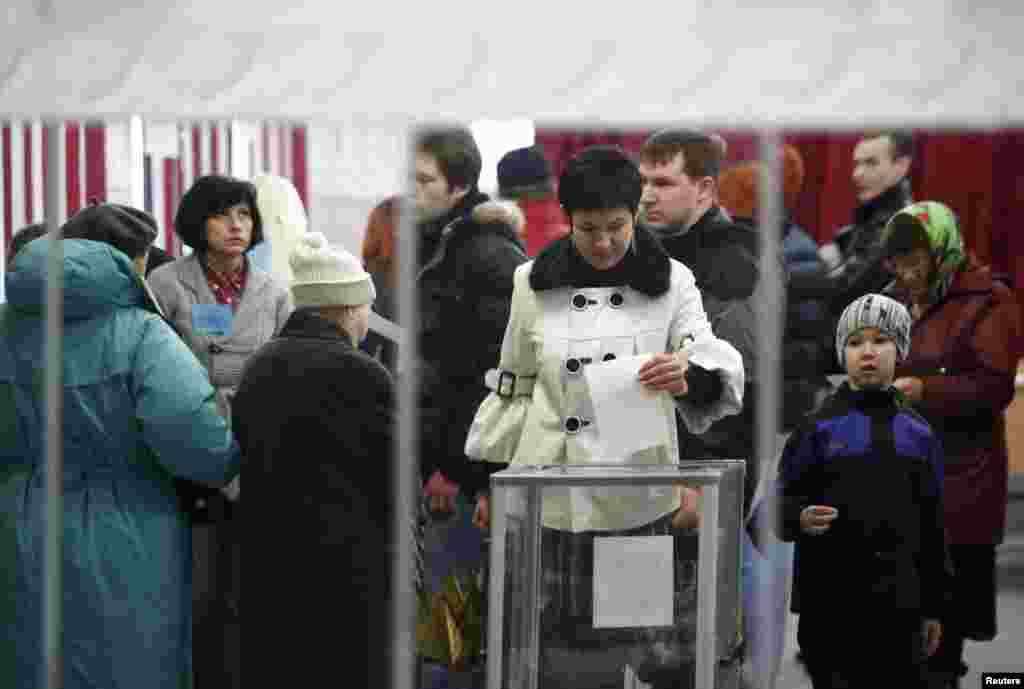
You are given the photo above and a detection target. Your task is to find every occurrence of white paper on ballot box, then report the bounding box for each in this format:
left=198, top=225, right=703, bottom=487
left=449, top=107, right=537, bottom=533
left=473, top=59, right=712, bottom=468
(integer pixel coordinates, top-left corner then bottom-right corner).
left=583, top=354, right=671, bottom=459
left=593, top=535, right=674, bottom=628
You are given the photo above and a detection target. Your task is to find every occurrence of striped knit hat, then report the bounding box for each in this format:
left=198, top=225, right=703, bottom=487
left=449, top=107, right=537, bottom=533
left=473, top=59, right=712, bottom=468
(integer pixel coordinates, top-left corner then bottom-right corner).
left=835, top=293, right=912, bottom=368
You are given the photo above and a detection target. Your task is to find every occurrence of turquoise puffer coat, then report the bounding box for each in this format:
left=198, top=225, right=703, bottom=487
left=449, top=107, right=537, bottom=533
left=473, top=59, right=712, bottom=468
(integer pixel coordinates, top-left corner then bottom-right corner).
left=0, top=238, right=241, bottom=689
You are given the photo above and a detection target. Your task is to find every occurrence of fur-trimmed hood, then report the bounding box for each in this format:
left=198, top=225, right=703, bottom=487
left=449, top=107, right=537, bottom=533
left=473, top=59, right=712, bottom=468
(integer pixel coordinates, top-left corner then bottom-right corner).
left=470, top=198, right=525, bottom=235
left=528, top=223, right=671, bottom=297
left=417, top=190, right=526, bottom=280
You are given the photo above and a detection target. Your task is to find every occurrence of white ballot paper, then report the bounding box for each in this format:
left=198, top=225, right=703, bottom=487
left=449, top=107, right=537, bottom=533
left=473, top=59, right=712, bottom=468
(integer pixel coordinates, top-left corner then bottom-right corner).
left=583, top=354, right=671, bottom=459
left=593, top=535, right=674, bottom=628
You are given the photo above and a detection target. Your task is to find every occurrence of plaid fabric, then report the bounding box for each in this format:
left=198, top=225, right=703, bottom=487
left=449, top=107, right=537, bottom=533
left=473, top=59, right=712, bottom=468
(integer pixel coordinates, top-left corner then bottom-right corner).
left=202, top=256, right=249, bottom=312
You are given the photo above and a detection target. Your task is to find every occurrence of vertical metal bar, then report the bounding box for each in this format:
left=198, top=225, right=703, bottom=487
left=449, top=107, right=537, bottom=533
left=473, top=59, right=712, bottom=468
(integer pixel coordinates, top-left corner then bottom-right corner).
left=524, top=485, right=542, bottom=689
left=31, top=120, right=44, bottom=224
left=487, top=481, right=507, bottom=689
left=754, top=130, right=784, bottom=689
left=77, top=121, right=86, bottom=212
left=696, top=482, right=721, bottom=689
left=391, top=131, right=418, bottom=689
left=168, top=153, right=179, bottom=235
left=0, top=120, right=6, bottom=287
left=42, top=118, right=63, bottom=689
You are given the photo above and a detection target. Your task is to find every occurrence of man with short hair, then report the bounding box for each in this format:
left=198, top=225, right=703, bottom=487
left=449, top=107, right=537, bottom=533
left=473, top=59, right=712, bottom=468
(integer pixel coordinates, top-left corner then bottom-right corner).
left=822, top=131, right=914, bottom=272
left=413, top=126, right=528, bottom=512
left=411, top=127, right=528, bottom=676
left=795, top=131, right=915, bottom=318
left=639, top=130, right=797, bottom=689
left=638, top=128, right=763, bottom=514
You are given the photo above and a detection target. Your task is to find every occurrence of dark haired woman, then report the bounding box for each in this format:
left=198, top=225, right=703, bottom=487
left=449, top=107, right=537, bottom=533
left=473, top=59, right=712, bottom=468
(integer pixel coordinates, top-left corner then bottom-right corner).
left=465, top=145, right=744, bottom=688
left=148, top=174, right=292, bottom=688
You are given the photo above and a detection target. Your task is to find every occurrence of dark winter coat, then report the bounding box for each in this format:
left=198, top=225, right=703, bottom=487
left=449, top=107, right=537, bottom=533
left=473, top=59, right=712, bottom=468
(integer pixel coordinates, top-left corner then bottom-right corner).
left=648, top=207, right=765, bottom=514
left=651, top=205, right=760, bottom=302
left=231, top=309, right=394, bottom=681
left=417, top=190, right=529, bottom=495
left=789, top=179, right=913, bottom=320
left=731, top=214, right=833, bottom=432
left=770, top=384, right=949, bottom=622
left=781, top=220, right=823, bottom=276
left=893, top=265, right=1023, bottom=545
left=834, top=181, right=912, bottom=279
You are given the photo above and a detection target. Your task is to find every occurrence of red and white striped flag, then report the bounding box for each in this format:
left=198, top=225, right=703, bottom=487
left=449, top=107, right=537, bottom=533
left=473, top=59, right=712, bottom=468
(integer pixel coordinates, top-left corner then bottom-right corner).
left=2, top=119, right=107, bottom=256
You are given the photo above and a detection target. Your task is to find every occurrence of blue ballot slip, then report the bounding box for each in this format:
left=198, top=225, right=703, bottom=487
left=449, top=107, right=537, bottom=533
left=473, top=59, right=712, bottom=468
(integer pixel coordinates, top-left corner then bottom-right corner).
left=192, top=303, right=234, bottom=337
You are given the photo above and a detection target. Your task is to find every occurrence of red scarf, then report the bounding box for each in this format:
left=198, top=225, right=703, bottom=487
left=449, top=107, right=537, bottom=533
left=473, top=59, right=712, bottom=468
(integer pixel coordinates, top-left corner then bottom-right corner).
left=203, top=256, right=248, bottom=312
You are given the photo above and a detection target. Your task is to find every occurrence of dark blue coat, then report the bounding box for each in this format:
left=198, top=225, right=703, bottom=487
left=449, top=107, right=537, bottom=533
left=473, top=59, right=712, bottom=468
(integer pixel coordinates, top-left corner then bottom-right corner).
left=769, top=383, right=949, bottom=622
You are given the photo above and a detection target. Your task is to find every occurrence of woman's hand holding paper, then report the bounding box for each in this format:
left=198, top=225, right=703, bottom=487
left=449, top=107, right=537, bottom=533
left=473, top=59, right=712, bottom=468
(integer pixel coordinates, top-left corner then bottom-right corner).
left=637, top=351, right=689, bottom=396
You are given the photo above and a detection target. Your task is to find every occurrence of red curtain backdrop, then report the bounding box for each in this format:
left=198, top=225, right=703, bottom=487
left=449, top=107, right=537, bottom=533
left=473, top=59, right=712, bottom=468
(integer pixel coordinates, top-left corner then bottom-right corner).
left=536, top=128, right=1024, bottom=299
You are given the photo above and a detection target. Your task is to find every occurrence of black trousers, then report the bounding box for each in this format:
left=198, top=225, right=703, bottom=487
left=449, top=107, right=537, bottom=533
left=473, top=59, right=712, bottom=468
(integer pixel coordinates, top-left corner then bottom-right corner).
left=192, top=500, right=241, bottom=689
left=926, top=543, right=997, bottom=680
left=800, top=611, right=927, bottom=689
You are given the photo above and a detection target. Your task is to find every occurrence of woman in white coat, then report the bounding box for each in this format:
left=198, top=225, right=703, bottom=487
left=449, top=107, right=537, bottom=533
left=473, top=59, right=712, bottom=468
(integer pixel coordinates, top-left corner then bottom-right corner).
left=466, top=145, right=744, bottom=688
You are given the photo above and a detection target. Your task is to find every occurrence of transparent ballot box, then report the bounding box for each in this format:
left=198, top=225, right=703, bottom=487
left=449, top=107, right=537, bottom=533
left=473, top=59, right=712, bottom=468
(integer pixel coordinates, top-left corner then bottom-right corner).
left=487, top=462, right=745, bottom=689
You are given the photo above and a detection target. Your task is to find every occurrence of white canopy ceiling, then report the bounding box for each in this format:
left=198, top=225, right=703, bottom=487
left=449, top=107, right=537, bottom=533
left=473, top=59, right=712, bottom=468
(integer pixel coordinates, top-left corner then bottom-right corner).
left=2, top=0, right=1021, bottom=128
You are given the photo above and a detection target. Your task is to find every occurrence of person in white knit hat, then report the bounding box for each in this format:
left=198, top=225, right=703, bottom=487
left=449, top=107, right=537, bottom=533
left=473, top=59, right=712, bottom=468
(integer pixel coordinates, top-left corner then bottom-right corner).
left=287, top=231, right=377, bottom=343
left=231, top=231, right=394, bottom=683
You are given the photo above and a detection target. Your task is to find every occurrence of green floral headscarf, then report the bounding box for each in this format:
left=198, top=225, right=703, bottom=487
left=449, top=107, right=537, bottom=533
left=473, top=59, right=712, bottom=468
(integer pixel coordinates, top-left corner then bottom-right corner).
left=882, top=200, right=967, bottom=304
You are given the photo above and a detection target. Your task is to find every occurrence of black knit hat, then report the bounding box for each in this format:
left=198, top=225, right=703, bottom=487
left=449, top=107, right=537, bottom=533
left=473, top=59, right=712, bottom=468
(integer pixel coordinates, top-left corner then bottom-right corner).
left=174, top=175, right=264, bottom=251
left=59, top=203, right=158, bottom=259
left=497, top=145, right=554, bottom=199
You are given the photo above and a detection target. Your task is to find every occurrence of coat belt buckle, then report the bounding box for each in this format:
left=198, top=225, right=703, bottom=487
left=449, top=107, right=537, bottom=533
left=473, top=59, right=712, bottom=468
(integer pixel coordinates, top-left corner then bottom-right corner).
left=497, top=370, right=517, bottom=398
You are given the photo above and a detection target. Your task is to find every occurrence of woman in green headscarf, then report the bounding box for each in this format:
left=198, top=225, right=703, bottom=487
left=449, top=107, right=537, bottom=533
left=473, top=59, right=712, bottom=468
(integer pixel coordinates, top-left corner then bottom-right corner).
left=881, top=201, right=1023, bottom=688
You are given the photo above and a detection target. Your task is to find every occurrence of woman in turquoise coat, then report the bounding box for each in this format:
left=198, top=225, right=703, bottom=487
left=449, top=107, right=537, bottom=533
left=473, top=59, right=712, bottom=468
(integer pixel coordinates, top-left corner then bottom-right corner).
left=0, top=204, right=242, bottom=689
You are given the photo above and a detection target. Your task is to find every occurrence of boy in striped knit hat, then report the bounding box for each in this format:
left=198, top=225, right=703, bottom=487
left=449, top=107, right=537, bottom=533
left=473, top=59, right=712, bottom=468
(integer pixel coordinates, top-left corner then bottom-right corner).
left=766, top=293, right=950, bottom=688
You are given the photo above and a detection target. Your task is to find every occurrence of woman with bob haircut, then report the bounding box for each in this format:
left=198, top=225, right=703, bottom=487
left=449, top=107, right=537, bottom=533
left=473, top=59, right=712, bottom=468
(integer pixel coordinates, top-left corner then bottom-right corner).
left=148, top=174, right=292, bottom=688
left=465, top=145, right=745, bottom=688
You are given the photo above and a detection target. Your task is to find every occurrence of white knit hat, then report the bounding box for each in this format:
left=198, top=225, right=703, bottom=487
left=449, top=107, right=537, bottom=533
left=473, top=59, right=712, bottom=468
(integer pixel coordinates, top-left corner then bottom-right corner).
left=835, top=293, right=912, bottom=368
left=289, top=232, right=375, bottom=308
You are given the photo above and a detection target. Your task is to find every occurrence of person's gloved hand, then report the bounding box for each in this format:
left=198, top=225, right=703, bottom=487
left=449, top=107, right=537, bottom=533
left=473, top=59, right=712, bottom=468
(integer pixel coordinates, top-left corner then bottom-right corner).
left=424, top=470, right=458, bottom=515
left=221, top=475, right=240, bottom=502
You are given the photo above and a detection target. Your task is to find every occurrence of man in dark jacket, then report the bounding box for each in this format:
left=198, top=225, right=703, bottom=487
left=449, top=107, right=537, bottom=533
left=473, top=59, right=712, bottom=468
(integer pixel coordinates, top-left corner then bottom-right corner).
left=413, top=127, right=529, bottom=511
left=637, top=128, right=765, bottom=515
left=233, top=232, right=394, bottom=684
left=790, top=130, right=915, bottom=330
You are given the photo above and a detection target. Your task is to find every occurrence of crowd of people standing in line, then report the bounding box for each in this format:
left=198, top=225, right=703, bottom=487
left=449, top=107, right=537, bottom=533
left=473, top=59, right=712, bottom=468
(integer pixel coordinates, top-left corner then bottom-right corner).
left=0, top=124, right=1020, bottom=689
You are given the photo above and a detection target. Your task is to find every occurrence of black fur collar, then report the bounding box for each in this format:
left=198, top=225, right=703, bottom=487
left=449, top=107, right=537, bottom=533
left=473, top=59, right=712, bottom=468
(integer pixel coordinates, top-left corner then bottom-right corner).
left=529, top=224, right=671, bottom=297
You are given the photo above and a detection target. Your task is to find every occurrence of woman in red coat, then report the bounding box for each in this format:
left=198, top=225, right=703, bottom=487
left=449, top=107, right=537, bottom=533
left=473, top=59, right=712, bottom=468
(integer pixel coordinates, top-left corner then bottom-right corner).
left=882, top=201, right=1023, bottom=688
